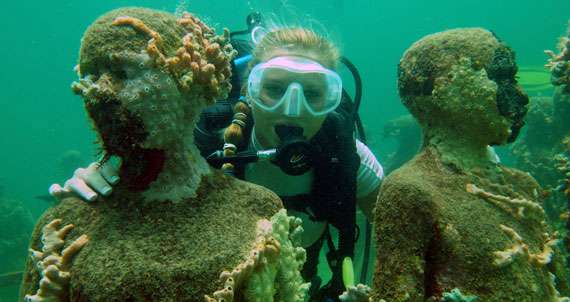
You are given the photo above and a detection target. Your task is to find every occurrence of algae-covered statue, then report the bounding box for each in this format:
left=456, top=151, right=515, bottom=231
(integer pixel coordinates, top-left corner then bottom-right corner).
left=20, top=7, right=308, bottom=302
left=371, top=28, right=570, bottom=301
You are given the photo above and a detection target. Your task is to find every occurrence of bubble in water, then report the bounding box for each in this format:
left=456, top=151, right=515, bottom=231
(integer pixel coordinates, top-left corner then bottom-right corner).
left=174, top=0, right=188, bottom=17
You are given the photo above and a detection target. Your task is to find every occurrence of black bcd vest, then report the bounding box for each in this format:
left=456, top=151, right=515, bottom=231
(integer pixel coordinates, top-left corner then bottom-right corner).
left=195, top=97, right=359, bottom=256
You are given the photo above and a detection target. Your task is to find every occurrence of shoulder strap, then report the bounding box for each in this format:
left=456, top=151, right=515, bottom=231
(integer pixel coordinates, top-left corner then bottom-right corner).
left=310, top=109, right=359, bottom=258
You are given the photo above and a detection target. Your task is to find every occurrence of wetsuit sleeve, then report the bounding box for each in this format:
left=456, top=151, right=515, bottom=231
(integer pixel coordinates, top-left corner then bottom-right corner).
left=355, top=139, right=383, bottom=198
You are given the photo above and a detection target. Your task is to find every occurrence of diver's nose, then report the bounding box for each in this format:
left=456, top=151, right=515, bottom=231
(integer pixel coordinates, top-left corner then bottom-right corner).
left=284, top=83, right=302, bottom=117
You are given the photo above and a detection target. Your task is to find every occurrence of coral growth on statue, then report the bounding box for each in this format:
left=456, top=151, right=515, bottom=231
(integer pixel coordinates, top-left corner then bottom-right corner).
left=24, top=220, right=88, bottom=302
left=71, top=7, right=237, bottom=203
left=205, top=210, right=309, bottom=302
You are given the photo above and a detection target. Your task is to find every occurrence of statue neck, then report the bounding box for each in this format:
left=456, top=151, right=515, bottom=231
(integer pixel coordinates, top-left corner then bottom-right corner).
left=424, top=128, right=498, bottom=172
left=118, top=135, right=210, bottom=203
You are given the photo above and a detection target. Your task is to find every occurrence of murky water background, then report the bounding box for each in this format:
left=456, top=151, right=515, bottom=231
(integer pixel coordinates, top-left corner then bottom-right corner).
left=1, top=0, right=569, bottom=300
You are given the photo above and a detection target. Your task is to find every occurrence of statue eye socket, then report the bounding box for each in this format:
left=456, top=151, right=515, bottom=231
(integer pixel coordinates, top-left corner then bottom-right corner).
left=112, top=68, right=128, bottom=80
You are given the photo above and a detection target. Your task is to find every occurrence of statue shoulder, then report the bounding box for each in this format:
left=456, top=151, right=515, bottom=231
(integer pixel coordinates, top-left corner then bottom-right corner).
left=201, top=171, right=283, bottom=218
left=376, top=160, right=437, bottom=221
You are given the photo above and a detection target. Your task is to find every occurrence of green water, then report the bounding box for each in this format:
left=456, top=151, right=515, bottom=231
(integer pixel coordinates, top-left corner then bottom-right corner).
left=1, top=0, right=569, bottom=301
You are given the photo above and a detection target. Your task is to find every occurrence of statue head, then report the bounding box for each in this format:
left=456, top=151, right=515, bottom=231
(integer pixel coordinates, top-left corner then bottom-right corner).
left=73, top=7, right=236, bottom=159
left=398, top=28, right=529, bottom=146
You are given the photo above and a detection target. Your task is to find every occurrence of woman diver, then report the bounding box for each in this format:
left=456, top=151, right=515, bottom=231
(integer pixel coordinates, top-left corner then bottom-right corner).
left=50, top=14, right=383, bottom=301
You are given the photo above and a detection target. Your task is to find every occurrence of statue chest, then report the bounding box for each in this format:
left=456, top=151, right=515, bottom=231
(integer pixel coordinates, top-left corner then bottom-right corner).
left=428, top=189, right=554, bottom=299
left=67, top=202, right=260, bottom=301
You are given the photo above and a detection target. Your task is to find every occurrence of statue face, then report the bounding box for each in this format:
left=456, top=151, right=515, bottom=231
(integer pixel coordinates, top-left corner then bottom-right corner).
left=485, top=44, right=530, bottom=143
left=395, top=29, right=532, bottom=147
left=111, top=53, right=193, bottom=150
left=77, top=52, right=204, bottom=157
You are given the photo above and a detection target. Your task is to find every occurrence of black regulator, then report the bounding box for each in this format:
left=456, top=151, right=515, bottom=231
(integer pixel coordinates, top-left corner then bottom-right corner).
left=206, top=125, right=315, bottom=176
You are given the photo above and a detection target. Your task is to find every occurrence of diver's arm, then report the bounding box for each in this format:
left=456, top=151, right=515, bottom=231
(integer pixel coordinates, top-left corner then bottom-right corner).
left=357, top=185, right=379, bottom=220
left=355, top=140, right=383, bottom=220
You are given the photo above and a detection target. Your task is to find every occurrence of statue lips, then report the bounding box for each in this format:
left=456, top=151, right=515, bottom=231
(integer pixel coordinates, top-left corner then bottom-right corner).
left=120, top=148, right=167, bottom=192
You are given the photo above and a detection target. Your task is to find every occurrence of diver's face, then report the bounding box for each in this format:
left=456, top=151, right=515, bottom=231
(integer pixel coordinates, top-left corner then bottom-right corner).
left=485, top=44, right=529, bottom=144
left=251, top=98, right=327, bottom=148
left=250, top=66, right=327, bottom=148
left=249, top=52, right=338, bottom=148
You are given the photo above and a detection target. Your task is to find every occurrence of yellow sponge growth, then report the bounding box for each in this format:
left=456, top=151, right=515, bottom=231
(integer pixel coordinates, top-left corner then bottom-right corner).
left=205, top=209, right=309, bottom=302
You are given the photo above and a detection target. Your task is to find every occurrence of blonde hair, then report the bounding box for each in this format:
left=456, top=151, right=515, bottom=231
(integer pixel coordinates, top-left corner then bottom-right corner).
left=221, top=27, right=340, bottom=173
left=251, top=27, right=340, bottom=69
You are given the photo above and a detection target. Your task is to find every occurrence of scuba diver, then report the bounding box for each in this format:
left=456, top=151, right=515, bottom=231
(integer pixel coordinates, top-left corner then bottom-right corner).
left=50, top=12, right=383, bottom=301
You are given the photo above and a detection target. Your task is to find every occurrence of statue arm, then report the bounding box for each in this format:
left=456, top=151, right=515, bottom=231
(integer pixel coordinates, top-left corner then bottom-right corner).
left=372, top=177, right=435, bottom=302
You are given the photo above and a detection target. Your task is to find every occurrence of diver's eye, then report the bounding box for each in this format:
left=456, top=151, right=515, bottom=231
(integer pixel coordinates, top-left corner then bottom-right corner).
left=263, top=84, right=286, bottom=99
left=304, top=89, right=324, bottom=99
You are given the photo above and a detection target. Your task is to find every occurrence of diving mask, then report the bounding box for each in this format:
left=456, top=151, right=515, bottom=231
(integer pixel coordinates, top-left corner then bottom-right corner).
left=247, top=56, right=343, bottom=116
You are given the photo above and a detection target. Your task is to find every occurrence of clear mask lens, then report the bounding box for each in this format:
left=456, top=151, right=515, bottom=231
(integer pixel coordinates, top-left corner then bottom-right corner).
left=247, top=56, right=342, bottom=116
